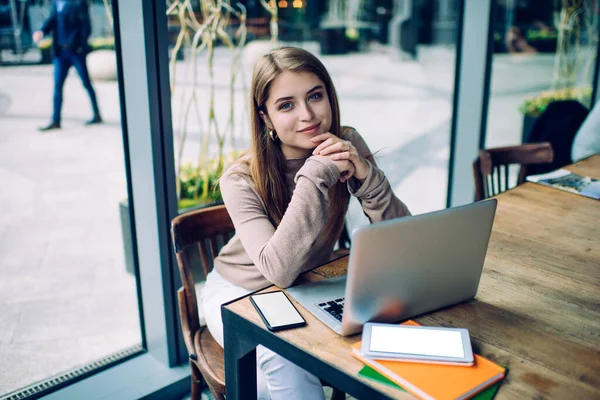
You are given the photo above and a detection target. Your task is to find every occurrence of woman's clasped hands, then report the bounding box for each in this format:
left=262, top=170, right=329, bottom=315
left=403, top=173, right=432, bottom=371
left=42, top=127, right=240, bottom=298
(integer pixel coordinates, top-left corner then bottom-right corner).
left=311, top=133, right=369, bottom=183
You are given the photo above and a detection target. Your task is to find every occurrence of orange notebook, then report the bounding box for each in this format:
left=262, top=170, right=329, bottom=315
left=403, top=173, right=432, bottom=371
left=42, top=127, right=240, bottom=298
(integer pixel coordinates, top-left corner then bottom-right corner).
left=351, top=321, right=505, bottom=400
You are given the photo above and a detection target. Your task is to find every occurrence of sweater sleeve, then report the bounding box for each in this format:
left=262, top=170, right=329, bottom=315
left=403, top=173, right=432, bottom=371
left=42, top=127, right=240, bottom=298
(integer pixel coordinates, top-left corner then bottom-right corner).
left=342, top=127, right=411, bottom=222
left=220, top=156, right=340, bottom=288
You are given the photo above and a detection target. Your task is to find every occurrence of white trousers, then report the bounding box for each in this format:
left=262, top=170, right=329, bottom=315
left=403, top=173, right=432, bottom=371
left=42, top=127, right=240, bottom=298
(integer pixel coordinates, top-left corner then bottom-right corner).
left=201, top=270, right=326, bottom=400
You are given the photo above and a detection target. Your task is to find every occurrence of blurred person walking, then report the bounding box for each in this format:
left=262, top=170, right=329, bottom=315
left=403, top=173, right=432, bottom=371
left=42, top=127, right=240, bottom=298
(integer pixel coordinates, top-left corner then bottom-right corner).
left=33, top=0, right=102, bottom=132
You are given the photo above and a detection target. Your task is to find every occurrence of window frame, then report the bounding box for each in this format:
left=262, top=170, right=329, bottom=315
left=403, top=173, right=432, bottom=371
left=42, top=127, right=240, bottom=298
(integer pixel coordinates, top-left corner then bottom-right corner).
left=43, top=0, right=187, bottom=398
left=446, top=0, right=494, bottom=207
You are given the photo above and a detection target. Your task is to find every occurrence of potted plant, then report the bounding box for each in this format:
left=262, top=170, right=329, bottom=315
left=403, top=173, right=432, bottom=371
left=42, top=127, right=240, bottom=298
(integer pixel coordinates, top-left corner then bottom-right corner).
left=178, top=161, right=222, bottom=210
left=167, top=0, right=252, bottom=208
left=518, top=86, right=592, bottom=141
left=518, top=0, right=597, bottom=142
left=176, top=149, right=244, bottom=211
left=167, top=0, right=277, bottom=207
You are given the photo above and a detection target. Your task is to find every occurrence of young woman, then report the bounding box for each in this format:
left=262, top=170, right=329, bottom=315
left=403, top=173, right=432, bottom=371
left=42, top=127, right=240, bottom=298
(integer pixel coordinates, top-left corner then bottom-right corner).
left=201, top=46, right=410, bottom=399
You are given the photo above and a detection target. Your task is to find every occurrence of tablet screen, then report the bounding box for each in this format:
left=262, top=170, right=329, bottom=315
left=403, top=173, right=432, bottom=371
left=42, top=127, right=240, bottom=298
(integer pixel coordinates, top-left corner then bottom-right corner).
left=368, top=325, right=465, bottom=358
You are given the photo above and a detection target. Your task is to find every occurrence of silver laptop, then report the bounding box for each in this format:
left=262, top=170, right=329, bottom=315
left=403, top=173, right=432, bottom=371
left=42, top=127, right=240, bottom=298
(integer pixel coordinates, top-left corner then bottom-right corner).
left=286, top=199, right=497, bottom=336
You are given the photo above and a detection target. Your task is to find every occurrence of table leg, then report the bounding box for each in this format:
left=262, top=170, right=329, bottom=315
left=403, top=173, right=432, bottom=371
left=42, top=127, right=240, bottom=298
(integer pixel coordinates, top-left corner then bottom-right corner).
left=223, top=308, right=258, bottom=400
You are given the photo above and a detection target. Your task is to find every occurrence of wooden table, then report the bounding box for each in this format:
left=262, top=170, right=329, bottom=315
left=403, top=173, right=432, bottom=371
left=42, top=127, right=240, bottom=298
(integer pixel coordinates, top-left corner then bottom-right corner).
left=222, top=155, right=600, bottom=399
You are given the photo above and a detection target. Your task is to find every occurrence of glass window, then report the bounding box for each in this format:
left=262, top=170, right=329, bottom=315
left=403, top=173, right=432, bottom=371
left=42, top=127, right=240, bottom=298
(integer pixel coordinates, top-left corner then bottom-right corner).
left=165, top=0, right=460, bottom=233
left=0, top=0, right=142, bottom=397
left=486, top=0, right=598, bottom=150
left=317, top=0, right=460, bottom=222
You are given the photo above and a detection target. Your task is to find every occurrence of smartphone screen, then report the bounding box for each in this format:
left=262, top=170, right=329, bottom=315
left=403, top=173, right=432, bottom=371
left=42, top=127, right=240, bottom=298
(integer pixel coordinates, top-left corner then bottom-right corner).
left=251, top=291, right=305, bottom=330
left=369, top=325, right=465, bottom=358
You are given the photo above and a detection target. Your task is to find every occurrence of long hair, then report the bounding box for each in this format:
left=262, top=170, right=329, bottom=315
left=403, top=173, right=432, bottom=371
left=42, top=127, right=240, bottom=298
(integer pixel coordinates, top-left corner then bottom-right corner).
left=247, top=46, right=349, bottom=247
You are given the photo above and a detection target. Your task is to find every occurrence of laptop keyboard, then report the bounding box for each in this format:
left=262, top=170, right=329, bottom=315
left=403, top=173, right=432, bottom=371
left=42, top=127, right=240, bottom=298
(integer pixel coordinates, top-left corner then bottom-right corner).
left=316, top=297, right=345, bottom=322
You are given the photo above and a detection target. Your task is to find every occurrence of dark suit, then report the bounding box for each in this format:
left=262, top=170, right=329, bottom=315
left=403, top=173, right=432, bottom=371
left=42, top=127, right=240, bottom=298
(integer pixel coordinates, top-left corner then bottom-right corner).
left=41, top=0, right=100, bottom=124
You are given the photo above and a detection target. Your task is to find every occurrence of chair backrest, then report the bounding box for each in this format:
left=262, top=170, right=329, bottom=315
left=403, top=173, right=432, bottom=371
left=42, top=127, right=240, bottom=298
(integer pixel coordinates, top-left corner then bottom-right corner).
left=171, top=204, right=235, bottom=353
left=473, top=142, right=554, bottom=201
left=170, top=204, right=347, bottom=400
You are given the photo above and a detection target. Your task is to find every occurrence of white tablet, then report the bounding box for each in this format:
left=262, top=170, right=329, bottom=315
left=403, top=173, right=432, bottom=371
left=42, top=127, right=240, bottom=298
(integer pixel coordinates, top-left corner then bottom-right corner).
left=360, top=323, right=474, bottom=366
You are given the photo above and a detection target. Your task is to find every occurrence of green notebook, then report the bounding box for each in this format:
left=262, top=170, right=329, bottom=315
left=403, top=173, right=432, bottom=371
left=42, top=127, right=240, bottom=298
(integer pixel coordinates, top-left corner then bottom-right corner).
left=358, top=365, right=502, bottom=400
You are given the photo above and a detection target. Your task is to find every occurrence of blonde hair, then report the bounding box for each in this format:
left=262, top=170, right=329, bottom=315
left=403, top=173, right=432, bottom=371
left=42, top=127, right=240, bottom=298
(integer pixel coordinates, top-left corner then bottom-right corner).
left=246, top=46, right=349, bottom=247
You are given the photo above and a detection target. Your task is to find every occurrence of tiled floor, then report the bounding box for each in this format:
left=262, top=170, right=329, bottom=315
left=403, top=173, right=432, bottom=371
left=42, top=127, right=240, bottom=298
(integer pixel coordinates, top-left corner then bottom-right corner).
left=0, top=42, right=557, bottom=397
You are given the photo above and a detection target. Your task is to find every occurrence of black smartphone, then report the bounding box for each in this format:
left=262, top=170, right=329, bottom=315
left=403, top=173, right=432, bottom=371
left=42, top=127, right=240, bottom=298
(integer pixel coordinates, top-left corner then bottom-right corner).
left=249, top=291, right=306, bottom=332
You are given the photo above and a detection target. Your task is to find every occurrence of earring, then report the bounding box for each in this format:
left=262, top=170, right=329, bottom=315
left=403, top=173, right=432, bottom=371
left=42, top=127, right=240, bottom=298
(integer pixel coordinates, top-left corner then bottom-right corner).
left=269, top=130, right=277, bottom=141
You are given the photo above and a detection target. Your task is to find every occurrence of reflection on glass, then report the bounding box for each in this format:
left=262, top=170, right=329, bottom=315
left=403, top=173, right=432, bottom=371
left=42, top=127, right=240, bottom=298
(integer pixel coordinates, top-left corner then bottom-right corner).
left=167, top=0, right=458, bottom=224
left=487, top=0, right=598, bottom=150
left=0, top=0, right=142, bottom=396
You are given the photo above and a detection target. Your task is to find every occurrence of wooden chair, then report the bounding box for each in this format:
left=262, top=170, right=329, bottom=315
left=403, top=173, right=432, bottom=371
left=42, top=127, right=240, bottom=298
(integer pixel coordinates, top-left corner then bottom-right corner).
left=171, top=204, right=346, bottom=400
left=473, top=142, right=554, bottom=201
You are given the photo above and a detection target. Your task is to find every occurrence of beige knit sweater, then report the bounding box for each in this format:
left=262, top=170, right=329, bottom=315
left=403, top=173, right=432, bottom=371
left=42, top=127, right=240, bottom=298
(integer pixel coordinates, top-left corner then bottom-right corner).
left=213, top=127, right=411, bottom=290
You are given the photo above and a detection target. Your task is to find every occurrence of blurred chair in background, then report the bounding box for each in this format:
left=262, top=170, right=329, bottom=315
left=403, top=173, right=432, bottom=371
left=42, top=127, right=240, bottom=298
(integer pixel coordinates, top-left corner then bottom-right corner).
left=473, top=142, right=554, bottom=201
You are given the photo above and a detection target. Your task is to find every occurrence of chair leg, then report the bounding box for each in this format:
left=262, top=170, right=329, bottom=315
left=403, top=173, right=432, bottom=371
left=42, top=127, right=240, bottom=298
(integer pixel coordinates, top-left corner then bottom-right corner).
left=190, top=361, right=202, bottom=400
left=330, top=387, right=346, bottom=400
left=209, top=384, right=226, bottom=400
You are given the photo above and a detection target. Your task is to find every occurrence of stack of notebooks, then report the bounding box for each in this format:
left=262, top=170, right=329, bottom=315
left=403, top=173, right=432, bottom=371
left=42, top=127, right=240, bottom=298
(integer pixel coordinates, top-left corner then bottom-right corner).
left=351, top=321, right=506, bottom=400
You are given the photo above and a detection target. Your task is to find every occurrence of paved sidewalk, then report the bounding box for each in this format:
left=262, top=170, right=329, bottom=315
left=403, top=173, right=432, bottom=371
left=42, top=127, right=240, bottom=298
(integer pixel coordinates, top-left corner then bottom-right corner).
left=0, top=43, right=555, bottom=396
left=0, top=59, right=140, bottom=396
